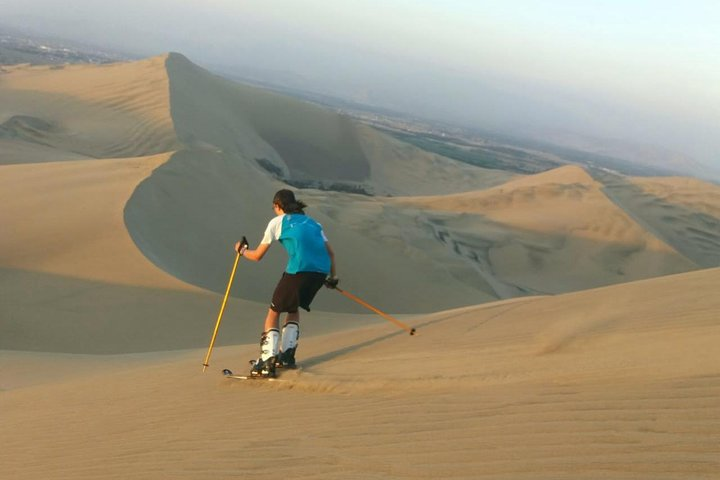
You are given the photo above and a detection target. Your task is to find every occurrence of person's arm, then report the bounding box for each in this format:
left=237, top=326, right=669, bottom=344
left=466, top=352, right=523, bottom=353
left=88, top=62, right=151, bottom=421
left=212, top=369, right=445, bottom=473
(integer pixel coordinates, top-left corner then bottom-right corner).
left=325, top=241, right=336, bottom=279
left=235, top=241, right=271, bottom=262
left=236, top=216, right=279, bottom=262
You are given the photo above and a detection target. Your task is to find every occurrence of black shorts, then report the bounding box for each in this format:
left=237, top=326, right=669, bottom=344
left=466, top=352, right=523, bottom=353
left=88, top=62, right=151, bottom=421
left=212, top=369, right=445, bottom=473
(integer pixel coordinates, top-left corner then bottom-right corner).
left=270, top=272, right=327, bottom=313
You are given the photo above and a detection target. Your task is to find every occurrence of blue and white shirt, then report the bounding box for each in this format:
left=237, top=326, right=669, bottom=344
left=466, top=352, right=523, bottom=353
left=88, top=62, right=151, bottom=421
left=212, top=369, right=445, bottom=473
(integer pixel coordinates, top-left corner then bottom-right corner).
left=261, top=214, right=331, bottom=274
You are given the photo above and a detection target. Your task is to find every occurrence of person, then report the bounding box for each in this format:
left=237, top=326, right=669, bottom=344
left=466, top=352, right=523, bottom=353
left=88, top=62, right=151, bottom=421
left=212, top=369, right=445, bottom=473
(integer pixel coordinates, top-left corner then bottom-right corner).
left=235, top=189, right=338, bottom=378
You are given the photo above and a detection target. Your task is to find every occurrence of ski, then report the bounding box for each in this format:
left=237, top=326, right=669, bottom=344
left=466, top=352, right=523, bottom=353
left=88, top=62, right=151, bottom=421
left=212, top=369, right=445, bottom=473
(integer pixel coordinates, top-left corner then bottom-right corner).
left=222, top=368, right=284, bottom=382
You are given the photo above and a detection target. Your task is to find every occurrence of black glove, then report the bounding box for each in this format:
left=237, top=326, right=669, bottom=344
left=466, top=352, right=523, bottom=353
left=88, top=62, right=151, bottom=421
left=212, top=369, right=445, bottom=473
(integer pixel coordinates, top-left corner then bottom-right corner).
left=237, top=236, right=249, bottom=255
left=324, top=276, right=339, bottom=289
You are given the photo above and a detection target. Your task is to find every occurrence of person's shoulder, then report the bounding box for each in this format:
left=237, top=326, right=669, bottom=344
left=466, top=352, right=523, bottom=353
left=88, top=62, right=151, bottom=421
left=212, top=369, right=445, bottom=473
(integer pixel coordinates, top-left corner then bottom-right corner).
left=265, top=214, right=285, bottom=231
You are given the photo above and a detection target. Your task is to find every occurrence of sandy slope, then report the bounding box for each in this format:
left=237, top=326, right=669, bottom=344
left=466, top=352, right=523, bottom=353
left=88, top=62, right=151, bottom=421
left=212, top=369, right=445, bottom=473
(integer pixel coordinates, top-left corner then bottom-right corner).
left=150, top=62, right=719, bottom=303
left=0, top=54, right=506, bottom=359
left=0, top=137, right=92, bottom=164
left=121, top=53, right=511, bottom=311
left=357, top=123, right=514, bottom=195
left=163, top=52, right=514, bottom=196
left=602, top=176, right=720, bottom=268
left=2, top=53, right=717, bottom=356
left=2, top=268, right=718, bottom=479
left=630, top=176, right=720, bottom=217
left=392, top=166, right=698, bottom=295
left=0, top=153, right=194, bottom=288
left=2, top=52, right=720, bottom=479
left=0, top=56, right=180, bottom=160
left=0, top=150, right=379, bottom=353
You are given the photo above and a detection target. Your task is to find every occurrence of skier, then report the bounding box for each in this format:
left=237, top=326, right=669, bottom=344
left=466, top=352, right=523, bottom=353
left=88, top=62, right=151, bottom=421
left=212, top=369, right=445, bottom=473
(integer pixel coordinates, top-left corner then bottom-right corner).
left=236, top=189, right=338, bottom=378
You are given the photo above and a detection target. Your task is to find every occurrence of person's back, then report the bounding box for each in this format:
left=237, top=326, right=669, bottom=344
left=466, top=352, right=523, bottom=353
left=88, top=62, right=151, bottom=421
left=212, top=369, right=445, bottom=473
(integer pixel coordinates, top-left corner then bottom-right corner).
left=264, top=213, right=331, bottom=274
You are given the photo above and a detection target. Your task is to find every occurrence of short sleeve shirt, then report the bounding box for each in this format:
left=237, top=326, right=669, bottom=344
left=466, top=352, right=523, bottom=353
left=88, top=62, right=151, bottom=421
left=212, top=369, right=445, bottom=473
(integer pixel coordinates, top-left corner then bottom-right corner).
left=261, top=214, right=331, bottom=274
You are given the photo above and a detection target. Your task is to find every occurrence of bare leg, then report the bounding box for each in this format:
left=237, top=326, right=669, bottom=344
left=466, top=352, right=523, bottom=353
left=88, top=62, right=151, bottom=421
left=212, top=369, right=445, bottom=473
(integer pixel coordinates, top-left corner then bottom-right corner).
left=285, top=311, right=300, bottom=326
left=264, top=309, right=280, bottom=331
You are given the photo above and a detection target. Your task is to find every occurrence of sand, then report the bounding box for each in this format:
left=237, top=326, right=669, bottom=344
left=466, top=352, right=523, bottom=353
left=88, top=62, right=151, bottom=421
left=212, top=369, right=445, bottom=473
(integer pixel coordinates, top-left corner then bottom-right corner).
left=0, top=153, right=191, bottom=288
left=0, top=56, right=180, bottom=159
left=602, top=175, right=720, bottom=267
left=391, top=166, right=700, bottom=295
left=3, top=53, right=705, bottom=312
left=2, top=53, right=719, bottom=479
left=2, top=268, right=719, bottom=479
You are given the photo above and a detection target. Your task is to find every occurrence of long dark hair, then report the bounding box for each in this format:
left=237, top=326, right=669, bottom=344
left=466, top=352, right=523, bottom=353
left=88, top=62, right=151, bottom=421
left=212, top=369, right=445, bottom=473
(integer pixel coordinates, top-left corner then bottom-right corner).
left=273, top=189, right=307, bottom=214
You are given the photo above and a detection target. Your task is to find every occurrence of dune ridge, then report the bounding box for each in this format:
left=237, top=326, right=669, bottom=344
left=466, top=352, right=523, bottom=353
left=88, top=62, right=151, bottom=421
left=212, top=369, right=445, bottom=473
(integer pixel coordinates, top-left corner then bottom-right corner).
left=602, top=175, right=720, bottom=267
left=0, top=55, right=180, bottom=160
left=390, top=165, right=698, bottom=295
left=0, top=153, right=194, bottom=288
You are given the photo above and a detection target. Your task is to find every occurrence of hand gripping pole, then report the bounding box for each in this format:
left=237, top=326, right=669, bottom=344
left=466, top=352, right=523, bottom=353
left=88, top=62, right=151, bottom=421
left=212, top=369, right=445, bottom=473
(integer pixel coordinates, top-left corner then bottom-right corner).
left=202, top=252, right=241, bottom=372
left=335, top=287, right=416, bottom=335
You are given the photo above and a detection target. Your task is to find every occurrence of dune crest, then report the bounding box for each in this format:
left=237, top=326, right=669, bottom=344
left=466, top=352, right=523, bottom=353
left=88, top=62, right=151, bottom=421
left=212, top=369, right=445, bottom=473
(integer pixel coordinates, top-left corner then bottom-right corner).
left=389, top=165, right=698, bottom=295
left=602, top=174, right=720, bottom=267
left=0, top=55, right=180, bottom=160
left=630, top=176, right=720, bottom=217
left=502, top=164, right=599, bottom=189
left=0, top=153, right=197, bottom=290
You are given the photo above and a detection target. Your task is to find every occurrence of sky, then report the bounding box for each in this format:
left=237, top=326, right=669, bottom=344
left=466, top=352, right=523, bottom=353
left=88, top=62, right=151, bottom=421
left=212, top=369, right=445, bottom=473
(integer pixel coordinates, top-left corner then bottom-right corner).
left=2, top=0, right=719, bottom=169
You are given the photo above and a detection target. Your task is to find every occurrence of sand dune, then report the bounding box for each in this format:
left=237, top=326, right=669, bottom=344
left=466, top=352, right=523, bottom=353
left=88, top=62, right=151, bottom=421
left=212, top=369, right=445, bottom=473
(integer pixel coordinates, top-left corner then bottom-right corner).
left=603, top=175, right=720, bottom=268
left=2, top=54, right=705, bottom=310
left=124, top=59, right=709, bottom=308
left=163, top=53, right=513, bottom=196
left=3, top=51, right=720, bottom=479
left=0, top=56, right=180, bottom=160
left=2, top=268, right=718, bottom=479
left=630, top=176, right=720, bottom=216
left=0, top=153, right=192, bottom=288
left=2, top=54, right=718, bottom=357
left=0, top=136, right=92, bottom=164
left=0, top=52, right=509, bottom=314
left=391, top=166, right=699, bottom=295
left=358, top=123, right=514, bottom=195
left=120, top=54, right=513, bottom=311
left=0, top=54, right=510, bottom=361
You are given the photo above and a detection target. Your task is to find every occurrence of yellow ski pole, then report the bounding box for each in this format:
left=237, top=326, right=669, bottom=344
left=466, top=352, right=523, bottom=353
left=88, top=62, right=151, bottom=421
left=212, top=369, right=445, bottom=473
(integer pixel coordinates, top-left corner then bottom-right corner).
left=335, top=286, right=416, bottom=335
left=202, top=251, right=241, bottom=372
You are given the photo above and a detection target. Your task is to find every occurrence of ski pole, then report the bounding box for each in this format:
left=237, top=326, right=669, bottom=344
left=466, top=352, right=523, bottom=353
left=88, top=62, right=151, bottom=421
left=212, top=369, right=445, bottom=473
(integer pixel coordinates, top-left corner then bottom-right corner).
left=202, top=252, right=241, bottom=372
left=334, top=286, right=416, bottom=335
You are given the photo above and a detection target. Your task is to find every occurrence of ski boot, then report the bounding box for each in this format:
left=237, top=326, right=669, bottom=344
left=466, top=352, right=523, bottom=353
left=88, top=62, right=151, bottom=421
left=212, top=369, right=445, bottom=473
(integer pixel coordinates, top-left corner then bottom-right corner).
left=277, top=322, right=299, bottom=369
left=276, top=347, right=297, bottom=369
left=249, top=356, right=277, bottom=378
left=250, top=329, right=279, bottom=378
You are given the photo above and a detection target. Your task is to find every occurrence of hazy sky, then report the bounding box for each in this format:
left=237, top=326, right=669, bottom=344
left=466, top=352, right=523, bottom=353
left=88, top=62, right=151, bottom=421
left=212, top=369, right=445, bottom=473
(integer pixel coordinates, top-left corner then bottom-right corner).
left=2, top=0, right=719, bottom=167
